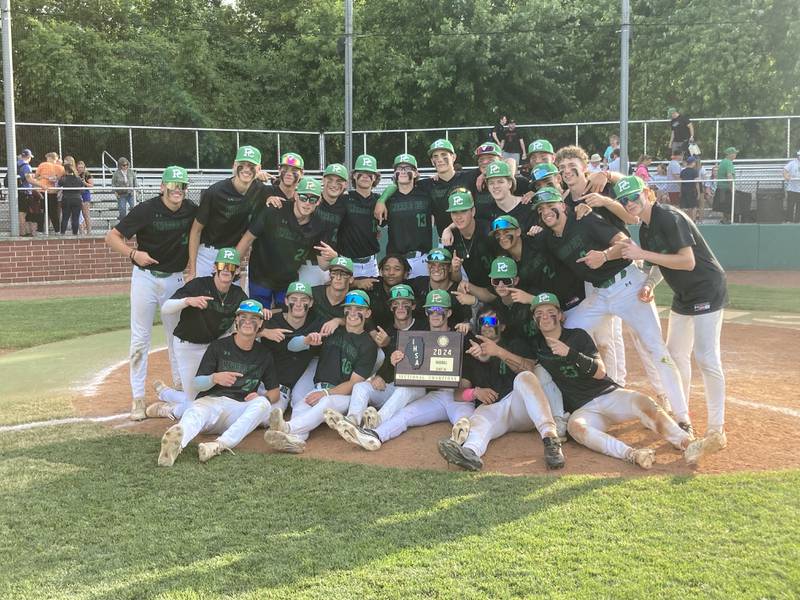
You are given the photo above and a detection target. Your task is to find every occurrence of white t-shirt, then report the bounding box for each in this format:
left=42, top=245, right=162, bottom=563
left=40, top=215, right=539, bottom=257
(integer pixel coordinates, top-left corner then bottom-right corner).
left=784, top=158, right=800, bottom=193
left=665, top=159, right=682, bottom=193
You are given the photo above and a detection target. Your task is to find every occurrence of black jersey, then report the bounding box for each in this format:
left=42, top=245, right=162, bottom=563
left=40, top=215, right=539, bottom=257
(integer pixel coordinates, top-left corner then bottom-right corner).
left=195, top=178, right=256, bottom=248
left=639, top=203, right=728, bottom=315
left=564, top=182, right=627, bottom=233
left=338, top=190, right=380, bottom=258
left=407, top=277, right=472, bottom=329
left=365, top=280, right=396, bottom=332
left=487, top=200, right=538, bottom=234
left=314, top=327, right=378, bottom=385
left=171, top=276, right=248, bottom=344
left=385, top=187, right=433, bottom=255
left=115, top=195, right=196, bottom=274
left=447, top=225, right=494, bottom=289
left=544, top=212, right=630, bottom=286
left=247, top=202, right=326, bottom=289
left=196, top=336, right=278, bottom=402
left=262, top=313, right=325, bottom=388
left=311, top=284, right=346, bottom=322
left=417, top=171, right=473, bottom=238
left=462, top=337, right=533, bottom=402
left=316, top=196, right=348, bottom=248
left=467, top=171, right=501, bottom=231
left=530, top=328, right=618, bottom=413
left=489, top=297, right=540, bottom=342
left=375, top=318, right=427, bottom=383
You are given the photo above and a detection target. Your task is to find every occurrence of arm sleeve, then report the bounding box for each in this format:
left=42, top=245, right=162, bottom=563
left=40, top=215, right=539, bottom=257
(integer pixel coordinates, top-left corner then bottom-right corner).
left=160, top=299, right=187, bottom=315
left=193, top=375, right=214, bottom=392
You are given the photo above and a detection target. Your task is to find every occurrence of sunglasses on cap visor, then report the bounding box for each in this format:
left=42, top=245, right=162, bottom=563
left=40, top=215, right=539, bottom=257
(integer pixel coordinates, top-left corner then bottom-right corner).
left=425, top=306, right=447, bottom=315
left=479, top=315, right=499, bottom=327
left=298, top=194, right=320, bottom=204
left=344, top=294, right=369, bottom=307
left=215, top=262, right=237, bottom=272
left=491, top=218, right=517, bottom=231
left=491, top=277, right=513, bottom=286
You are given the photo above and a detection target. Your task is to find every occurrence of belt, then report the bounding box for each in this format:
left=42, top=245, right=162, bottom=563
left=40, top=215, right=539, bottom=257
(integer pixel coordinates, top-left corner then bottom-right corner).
left=316, top=382, right=335, bottom=390
left=593, top=268, right=627, bottom=289
left=279, top=384, right=291, bottom=397
left=137, top=266, right=175, bottom=278
left=352, top=255, right=375, bottom=264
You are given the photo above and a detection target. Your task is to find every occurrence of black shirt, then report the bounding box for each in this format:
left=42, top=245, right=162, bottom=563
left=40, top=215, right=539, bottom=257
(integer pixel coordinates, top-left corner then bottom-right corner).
left=417, top=171, right=473, bottom=238
left=544, top=213, right=630, bottom=285
left=489, top=297, right=540, bottom=342
left=487, top=200, right=538, bottom=235
left=338, top=190, right=381, bottom=258
left=196, top=336, right=278, bottom=402
left=407, top=277, right=472, bottom=329
left=671, top=114, right=692, bottom=142
left=530, top=328, right=618, bottom=413
left=58, top=174, right=84, bottom=203
left=385, top=187, right=433, bottom=255
left=316, top=196, right=348, bottom=249
left=115, top=195, right=196, bottom=274
left=447, top=225, right=493, bottom=289
left=171, top=276, right=248, bottom=344
left=463, top=337, right=533, bottom=402
left=564, top=183, right=627, bottom=233
left=196, top=178, right=256, bottom=248
left=314, top=327, right=378, bottom=385
left=638, top=203, right=728, bottom=315
left=311, top=284, right=346, bottom=322
left=366, top=280, right=396, bottom=332
left=680, top=167, right=700, bottom=204
left=247, top=202, right=326, bottom=289
left=262, top=313, right=325, bottom=388
left=503, top=129, right=521, bottom=153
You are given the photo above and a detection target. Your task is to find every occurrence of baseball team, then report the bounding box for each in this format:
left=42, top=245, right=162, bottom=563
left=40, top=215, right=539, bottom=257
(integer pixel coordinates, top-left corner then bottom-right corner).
left=104, top=139, right=728, bottom=471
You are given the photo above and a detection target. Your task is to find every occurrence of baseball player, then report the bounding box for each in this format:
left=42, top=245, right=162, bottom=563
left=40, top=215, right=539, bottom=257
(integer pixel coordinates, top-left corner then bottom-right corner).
left=148, top=247, right=249, bottom=419
left=469, top=142, right=509, bottom=228
left=613, top=175, right=728, bottom=449
left=408, top=248, right=472, bottom=332
left=263, top=290, right=378, bottom=453
left=310, top=256, right=355, bottom=322
left=104, top=166, right=196, bottom=420
left=355, top=253, right=412, bottom=331
left=339, top=154, right=382, bottom=278
left=534, top=187, right=694, bottom=433
left=484, top=160, right=538, bottom=233
left=186, top=145, right=261, bottom=282
left=437, top=306, right=565, bottom=471
left=157, top=299, right=279, bottom=466
left=247, top=151, right=305, bottom=205
left=529, top=293, right=720, bottom=468
left=530, top=162, right=562, bottom=192
left=333, top=290, right=475, bottom=451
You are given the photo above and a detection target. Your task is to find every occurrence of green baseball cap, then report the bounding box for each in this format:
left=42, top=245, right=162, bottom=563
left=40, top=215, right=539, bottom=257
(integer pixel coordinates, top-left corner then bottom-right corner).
left=323, top=163, right=349, bottom=180
left=613, top=175, right=647, bottom=201
left=667, top=107, right=678, bottom=116
left=532, top=162, right=559, bottom=181
left=484, top=160, right=512, bottom=179
left=280, top=152, right=304, bottom=170
left=389, top=284, right=415, bottom=303
left=489, top=256, right=518, bottom=279
left=423, top=289, right=452, bottom=308
left=428, top=138, right=455, bottom=156
left=297, top=177, right=321, bottom=197
left=353, top=154, right=379, bottom=174
left=533, top=187, right=564, bottom=206
left=286, top=281, right=312, bottom=298
left=475, top=142, right=502, bottom=157
left=343, top=290, right=371, bottom=307
left=393, top=153, right=418, bottom=168
left=162, top=165, right=189, bottom=184
left=531, top=292, right=560, bottom=310
left=214, top=247, right=240, bottom=266
left=235, top=145, right=261, bottom=165
left=724, top=147, right=738, bottom=155
left=446, top=189, right=475, bottom=212
left=237, top=299, right=265, bottom=316
left=527, top=139, right=554, bottom=155
left=491, top=215, right=520, bottom=231
left=328, top=256, right=354, bottom=274
left=426, top=248, right=452, bottom=263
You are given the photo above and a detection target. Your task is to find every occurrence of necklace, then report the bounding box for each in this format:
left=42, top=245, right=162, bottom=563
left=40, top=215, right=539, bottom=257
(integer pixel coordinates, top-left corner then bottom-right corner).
left=215, top=285, right=230, bottom=306
left=459, top=233, right=475, bottom=259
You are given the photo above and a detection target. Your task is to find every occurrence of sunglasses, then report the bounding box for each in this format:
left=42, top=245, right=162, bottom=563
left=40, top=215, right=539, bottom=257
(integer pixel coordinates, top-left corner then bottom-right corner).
left=395, top=166, right=415, bottom=173
left=491, top=218, right=517, bottom=231
left=479, top=315, right=499, bottom=327
left=215, top=262, right=238, bottom=273
left=618, top=195, right=638, bottom=206
left=344, top=294, right=370, bottom=308
left=298, top=194, right=320, bottom=204
left=166, top=183, right=187, bottom=192
left=329, top=269, right=351, bottom=279
left=425, top=306, right=447, bottom=315
left=491, top=277, right=513, bottom=287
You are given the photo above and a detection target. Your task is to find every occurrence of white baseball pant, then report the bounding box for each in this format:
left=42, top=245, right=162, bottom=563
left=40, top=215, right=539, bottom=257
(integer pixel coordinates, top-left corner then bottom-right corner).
left=298, top=261, right=330, bottom=286
left=374, top=385, right=427, bottom=424
left=290, top=359, right=319, bottom=407
left=351, top=256, right=379, bottom=278
left=286, top=384, right=351, bottom=441
left=406, top=252, right=428, bottom=279
left=177, top=394, right=272, bottom=449
left=158, top=337, right=209, bottom=418
left=348, top=380, right=397, bottom=424
left=373, top=389, right=474, bottom=443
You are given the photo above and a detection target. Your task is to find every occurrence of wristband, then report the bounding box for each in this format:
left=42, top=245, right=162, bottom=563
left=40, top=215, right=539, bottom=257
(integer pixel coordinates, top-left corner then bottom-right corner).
left=462, top=388, right=476, bottom=402
left=602, top=250, right=609, bottom=262
left=323, top=388, right=330, bottom=396
left=567, top=348, right=599, bottom=376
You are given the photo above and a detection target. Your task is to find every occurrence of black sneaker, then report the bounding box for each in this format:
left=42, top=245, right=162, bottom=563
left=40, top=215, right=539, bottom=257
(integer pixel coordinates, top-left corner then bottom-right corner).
left=543, top=436, right=565, bottom=470
left=678, top=421, right=695, bottom=439
left=437, top=438, right=483, bottom=471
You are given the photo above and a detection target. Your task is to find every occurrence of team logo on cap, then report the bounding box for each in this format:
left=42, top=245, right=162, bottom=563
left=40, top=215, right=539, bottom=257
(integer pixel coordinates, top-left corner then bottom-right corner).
left=478, top=144, right=494, bottom=153
left=332, top=165, right=345, bottom=175
left=452, top=196, right=464, bottom=206
left=537, top=293, right=550, bottom=302
left=361, top=156, right=373, bottom=166
left=398, top=154, right=413, bottom=163
left=488, top=163, right=501, bottom=175
left=286, top=156, right=299, bottom=166
left=171, top=168, right=183, bottom=178
left=304, top=180, right=314, bottom=190
left=242, top=147, right=255, bottom=157
left=496, top=261, right=509, bottom=272
left=617, top=180, right=631, bottom=192
left=531, top=142, right=544, bottom=150
left=433, top=140, right=446, bottom=148
left=222, top=249, right=235, bottom=260
left=295, top=283, right=308, bottom=291
left=432, top=292, right=443, bottom=303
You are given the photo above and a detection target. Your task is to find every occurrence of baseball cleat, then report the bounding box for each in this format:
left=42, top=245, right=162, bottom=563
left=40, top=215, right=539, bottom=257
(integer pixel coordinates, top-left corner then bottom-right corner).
left=554, top=415, right=569, bottom=442
left=654, top=393, right=672, bottom=414
left=542, top=436, right=566, bottom=470
left=158, top=424, right=183, bottom=467
left=337, top=420, right=382, bottom=451
left=130, top=396, right=147, bottom=421
left=145, top=401, right=174, bottom=419
left=678, top=421, right=695, bottom=440
left=705, top=430, right=728, bottom=452
left=450, top=417, right=471, bottom=445
left=627, top=448, right=656, bottom=469
left=323, top=408, right=344, bottom=430
left=152, top=379, right=168, bottom=399
left=198, top=441, right=232, bottom=463
left=362, top=407, right=380, bottom=429
left=263, top=430, right=306, bottom=454
left=684, top=432, right=726, bottom=465
left=437, top=438, right=483, bottom=471
left=268, top=407, right=289, bottom=433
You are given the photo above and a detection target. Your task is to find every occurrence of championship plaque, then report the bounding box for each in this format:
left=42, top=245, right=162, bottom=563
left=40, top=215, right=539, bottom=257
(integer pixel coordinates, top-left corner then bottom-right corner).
left=394, top=331, right=464, bottom=388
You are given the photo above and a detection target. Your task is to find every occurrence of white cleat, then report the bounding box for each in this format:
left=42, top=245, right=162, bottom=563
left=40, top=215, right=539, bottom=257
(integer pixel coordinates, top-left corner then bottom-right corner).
left=337, top=420, right=381, bottom=451
left=323, top=408, right=344, bottom=430
left=158, top=424, right=183, bottom=467
left=145, top=401, right=174, bottom=420
left=362, top=407, right=380, bottom=429
left=263, top=430, right=306, bottom=454
left=152, top=379, right=168, bottom=399
left=685, top=431, right=727, bottom=465
left=627, top=448, right=656, bottom=470
left=198, top=441, right=233, bottom=463
left=450, top=417, right=471, bottom=445
left=268, top=407, right=289, bottom=433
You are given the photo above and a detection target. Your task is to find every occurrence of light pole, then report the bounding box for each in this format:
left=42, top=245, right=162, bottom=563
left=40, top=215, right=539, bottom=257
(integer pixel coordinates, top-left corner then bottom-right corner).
left=2, top=0, right=18, bottom=236
left=619, top=0, right=630, bottom=175
left=344, top=0, right=353, bottom=174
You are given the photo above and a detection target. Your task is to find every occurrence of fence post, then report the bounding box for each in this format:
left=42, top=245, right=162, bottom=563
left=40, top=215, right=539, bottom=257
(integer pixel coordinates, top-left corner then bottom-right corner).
left=574, top=124, right=579, bottom=145
left=714, top=120, right=720, bottom=159
left=276, top=133, right=281, bottom=164
left=643, top=122, right=647, bottom=156
left=403, top=131, right=408, bottom=154
left=318, top=133, right=326, bottom=169
left=128, top=128, right=134, bottom=166
left=787, top=118, right=791, bottom=158
left=445, top=129, right=449, bottom=140
left=730, top=178, right=735, bottom=224
left=57, top=127, right=62, bottom=159
left=43, top=190, right=49, bottom=236
left=194, top=130, right=200, bottom=171
left=236, top=131, right=240, bottom=151
left=363, top=132, right=367, bottom=154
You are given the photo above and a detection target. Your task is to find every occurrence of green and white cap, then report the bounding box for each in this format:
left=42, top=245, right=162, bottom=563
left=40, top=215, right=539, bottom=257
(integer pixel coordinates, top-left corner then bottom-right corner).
left=426, top=248, right=452, bottom=263
left=428, top=138, right=455, bottom=155
left=485, top=160, right=512, bottom=179
left=613, top=175, right=646, bottom=201
left=297, top=177, right=321, bottom=197
left=489, top=256, right=518, bottom=278
left=527, top=139, right=554, bottom=155
left=286, top=281, right=312, bottom=298
left=531, top=292, right=560, bottom=310
left=214, top=247, right=240, bottom=266
left=162, top=165, right=189, bottom=184
left=280, top=152, right=304, bottom=169
left=237, top=299, right=264, bottom=315
left=323, top=163, right=348, bottom=180
left=353, top=154, right=379, bottom=174
left=667, top=107, right=678, bottom=116
left=423, top=289, right=451, bottom=308
left=393, top=153, right=418, bottom=168
left=389, top=284, right=415, bottom=302
left=447, top=189, right=475, bottom=212
left=724, top=146, right=738, bottom=155
left=328, top=256, right=354, bottom=274
left=533, top=187, right=563, bottom=206
left=475, top=142, right=502, bottom=157
left=235, top=145, right=261, bottom=165
left=344, top=289, right=371, bottom=307
left=532, top=162, right=559, bottom=181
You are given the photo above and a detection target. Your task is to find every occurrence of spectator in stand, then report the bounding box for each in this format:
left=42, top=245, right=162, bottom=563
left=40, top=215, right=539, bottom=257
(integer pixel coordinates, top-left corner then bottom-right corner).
left=501, top=119, right=526, bottom=164
left=783, top=149, right=800, bottom=223
left=634, top=155, right=652, bottom=182
left=669, top=108, right=695, bottom=157
left=603, top=134, right=620, bottom=164
left=36, top=151, right=65, bottom=233
left=608, top=149, right=621, bottom=173
left=14, top=149, right=37, bottom=236
left=713, top=147, right=737, bottom=222
left=58, top=162, right=85, bottom=235
left=112, top=157, right=138, bottom=219
left=77, top=161, right=94, bottom=234
left=666, top=149, right=683, bottom=206
left=588, top=154, right=603, bottom=173
left=651, top=163, right=670, bottom=202
left=491, top=115, right=508, bottom=146
left=697, top=158, right=713, bottom=218
left=680, top=156, right=701, bottom=221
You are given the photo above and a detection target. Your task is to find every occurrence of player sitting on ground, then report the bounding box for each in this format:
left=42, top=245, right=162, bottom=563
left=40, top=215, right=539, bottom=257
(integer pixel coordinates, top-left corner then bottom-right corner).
left=408, top=248, right=472, bottom=333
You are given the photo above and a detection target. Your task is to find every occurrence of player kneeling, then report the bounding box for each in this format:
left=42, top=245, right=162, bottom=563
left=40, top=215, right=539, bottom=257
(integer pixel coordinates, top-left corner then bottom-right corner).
left=158, top=300, right=279, bottom=466
left=529, top=293, right=721, bottom=469
left=438, top=308, right=565, bottom=471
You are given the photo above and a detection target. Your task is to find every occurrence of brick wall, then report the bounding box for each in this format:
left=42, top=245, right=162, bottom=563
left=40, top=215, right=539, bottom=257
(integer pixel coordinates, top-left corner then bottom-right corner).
left=0, top=236, right=134, bottom=285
